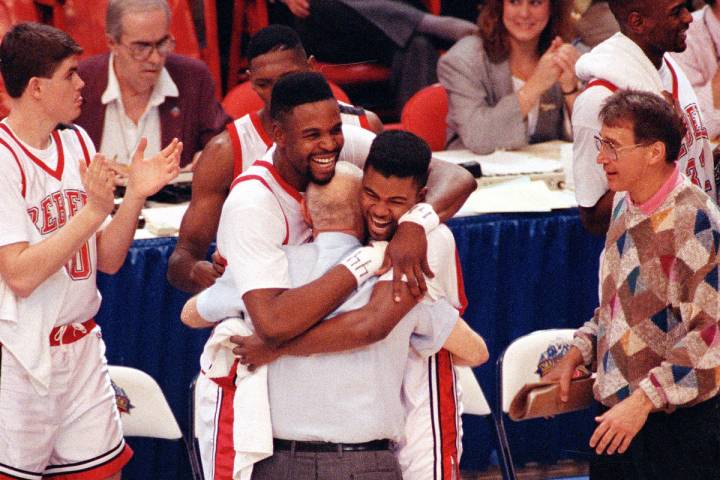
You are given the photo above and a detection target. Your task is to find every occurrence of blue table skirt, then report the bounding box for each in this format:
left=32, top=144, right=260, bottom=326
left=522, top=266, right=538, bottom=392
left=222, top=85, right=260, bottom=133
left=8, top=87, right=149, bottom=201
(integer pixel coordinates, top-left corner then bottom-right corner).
left=96, top=209, right=605, bottom=479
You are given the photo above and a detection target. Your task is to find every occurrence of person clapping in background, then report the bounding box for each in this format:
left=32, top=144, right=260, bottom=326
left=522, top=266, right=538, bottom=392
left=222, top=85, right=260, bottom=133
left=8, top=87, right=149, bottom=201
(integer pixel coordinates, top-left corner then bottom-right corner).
left=439, top=0, right=580, bottom=154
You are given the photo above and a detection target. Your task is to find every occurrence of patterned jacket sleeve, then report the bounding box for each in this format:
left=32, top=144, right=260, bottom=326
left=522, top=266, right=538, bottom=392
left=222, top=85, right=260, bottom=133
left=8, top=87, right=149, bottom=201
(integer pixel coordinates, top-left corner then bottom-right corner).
left=638, top=207, right=720, bottom=409
left=573, top=311, right=599, bottom=366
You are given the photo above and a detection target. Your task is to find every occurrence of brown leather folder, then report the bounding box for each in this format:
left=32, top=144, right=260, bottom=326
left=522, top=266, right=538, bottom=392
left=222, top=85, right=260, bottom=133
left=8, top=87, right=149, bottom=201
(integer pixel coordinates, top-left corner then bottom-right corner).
left=508, top=375, right=595, bottom=421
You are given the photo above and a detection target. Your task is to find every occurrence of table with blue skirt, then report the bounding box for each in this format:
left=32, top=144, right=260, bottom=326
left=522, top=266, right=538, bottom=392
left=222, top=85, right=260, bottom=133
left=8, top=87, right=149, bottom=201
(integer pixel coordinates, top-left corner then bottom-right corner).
left=96, top=208, right=605, bottom=479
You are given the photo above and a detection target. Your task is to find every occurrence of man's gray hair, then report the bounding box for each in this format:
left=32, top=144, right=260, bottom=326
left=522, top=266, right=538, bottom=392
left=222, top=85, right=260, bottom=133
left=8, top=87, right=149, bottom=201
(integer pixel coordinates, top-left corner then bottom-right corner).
left=106, top=0, right=171, bottom=40
left=306, top=162, right=364, bottom=232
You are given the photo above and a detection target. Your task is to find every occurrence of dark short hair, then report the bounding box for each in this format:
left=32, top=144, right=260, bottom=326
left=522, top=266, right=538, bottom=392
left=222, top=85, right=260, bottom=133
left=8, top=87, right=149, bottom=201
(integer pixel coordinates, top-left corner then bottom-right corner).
left=0, top=22, right=83, bottom=98
left=364, top=131, right=431, bottom=187
left=247, top=24, right=306, bottom=64
left=599, top=89, right=686, bottom=164
left=270, top=71, right=334, bottom=121
left=607, top=0, right=651, bottom=28
left=477, top=0, right=575, bottom=63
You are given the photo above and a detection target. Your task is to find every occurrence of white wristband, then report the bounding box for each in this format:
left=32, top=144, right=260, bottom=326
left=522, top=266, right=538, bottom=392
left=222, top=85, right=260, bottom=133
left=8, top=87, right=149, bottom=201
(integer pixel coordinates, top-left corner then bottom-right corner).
left=340, top=242, right=387, bottom=287
left=398, top=203, right=439, bottom=233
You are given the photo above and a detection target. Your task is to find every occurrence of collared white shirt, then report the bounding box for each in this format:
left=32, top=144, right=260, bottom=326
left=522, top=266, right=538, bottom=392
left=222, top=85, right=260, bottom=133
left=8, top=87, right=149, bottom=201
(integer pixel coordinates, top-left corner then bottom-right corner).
left=99, top=53, right=179, bottom=165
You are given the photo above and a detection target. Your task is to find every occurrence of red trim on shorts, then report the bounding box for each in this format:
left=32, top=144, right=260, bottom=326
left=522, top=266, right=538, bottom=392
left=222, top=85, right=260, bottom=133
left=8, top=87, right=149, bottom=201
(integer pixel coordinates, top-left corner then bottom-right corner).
left=0, top=138, right=26, bottom=198
left=46, top=444, right=133, bottom=480
left=229, top=175, right=290, bottom=245
left=227, top=122, right=244, bottom=179
left=214, top=385, right=235, bottom=480
left=252, top=160, right=303, bottom=204
left=453, top=251, right=468, bottom=316
left=436, top=349, right=459, bottom=480
left=71, top=129, right=91, bottom=167
left=208, top=359, right=240, bottom=390
left=0, top=124, right=65, bottom=181
left=0, top=473, right=39, bottom=480
left=663, top=58, right=679, bottom=100
left=49, top=319, right=97, bottom=347
left=0, top=466, right=42, bottom=480
left=249, top=111, right=273, bottom=149
left=359, top=113, right=370, bottom=131
left=586, top=79, right=618, bottom=93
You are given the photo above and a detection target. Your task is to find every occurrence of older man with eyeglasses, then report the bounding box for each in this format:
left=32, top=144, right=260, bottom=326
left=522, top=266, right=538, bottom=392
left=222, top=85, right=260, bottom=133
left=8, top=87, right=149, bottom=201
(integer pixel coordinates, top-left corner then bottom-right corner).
left=75, top=0, right=230, bottom=175
left=545, top=89, right=720, bottom=479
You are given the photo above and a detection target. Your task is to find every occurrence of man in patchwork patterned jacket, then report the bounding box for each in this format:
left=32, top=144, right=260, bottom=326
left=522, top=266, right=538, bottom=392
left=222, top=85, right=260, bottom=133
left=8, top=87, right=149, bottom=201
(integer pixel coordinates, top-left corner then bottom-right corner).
left=545, top=89, right=720, bottom=479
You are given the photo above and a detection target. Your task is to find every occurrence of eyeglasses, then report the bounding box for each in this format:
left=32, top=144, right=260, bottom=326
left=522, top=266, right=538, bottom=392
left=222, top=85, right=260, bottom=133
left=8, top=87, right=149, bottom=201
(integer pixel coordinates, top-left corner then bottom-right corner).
left=593, top=135, right=648, bottom=162
left=120, top=36, right=175, bottom=61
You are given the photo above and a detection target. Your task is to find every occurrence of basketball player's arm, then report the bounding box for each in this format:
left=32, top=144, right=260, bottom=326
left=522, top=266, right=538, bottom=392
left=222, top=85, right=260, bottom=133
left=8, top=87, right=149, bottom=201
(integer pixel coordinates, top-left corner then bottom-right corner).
left=168, top=132, right=233, bottom=292
left=425, top=158, right=476, bottom=222
left=442, top=318, right=488, bottom=367
left=234, top=282, right=417, bottom=364
left=96, top=139, right=181, bottom=274
left=579, top=190, right=613, bottom=236
left=243, top=265, right=361, bottom=346
left=0, top=156, right=114, bottom=297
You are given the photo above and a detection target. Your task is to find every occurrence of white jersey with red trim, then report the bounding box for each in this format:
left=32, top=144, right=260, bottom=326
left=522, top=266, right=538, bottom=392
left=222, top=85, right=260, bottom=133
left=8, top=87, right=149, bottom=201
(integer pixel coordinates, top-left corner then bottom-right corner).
left=217, top=147, right=312, bottom=304
left=396, top=225, right=468, bottom=480
left=227, top=103, right=372, bottom=178
left=0, top=122, right=101, bottom=326
left=573, top=51, right=716, bottom=207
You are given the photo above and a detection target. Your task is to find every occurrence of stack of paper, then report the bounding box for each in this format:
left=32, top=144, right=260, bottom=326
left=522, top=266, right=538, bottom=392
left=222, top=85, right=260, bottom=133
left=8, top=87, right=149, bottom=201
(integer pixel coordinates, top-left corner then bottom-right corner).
left=433, top=141, right=566, bottom=177
left=455, top=177, right=577, bottom=216
left=141, top=204, right=188, bottom=237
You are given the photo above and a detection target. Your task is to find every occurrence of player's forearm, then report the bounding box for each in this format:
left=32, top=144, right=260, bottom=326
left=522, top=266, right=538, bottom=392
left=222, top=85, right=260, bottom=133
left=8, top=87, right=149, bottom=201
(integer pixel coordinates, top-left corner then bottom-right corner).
left=579, top=190, right=613, bottom=236
left=0, top=207, right=106, bottom=297
left=443, top=318, right=489, bottom=367
left=167, top=244, right=209, bottom=293
left=96, top=192, right=145, bottom=274
left=425, top=159, right=476, bottom=222
left=246, top=265, right=358, bottom=346
left=278, top=282, right=416, bottom=355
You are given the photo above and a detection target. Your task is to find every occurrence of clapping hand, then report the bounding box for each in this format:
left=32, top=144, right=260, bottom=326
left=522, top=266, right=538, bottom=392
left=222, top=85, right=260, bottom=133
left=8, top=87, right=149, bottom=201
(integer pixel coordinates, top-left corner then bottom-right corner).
left=552, top=40, right=581, bottom=94
left=80, top=154, right=116, bottom=217
left=125, top=137, right=182, bottom=200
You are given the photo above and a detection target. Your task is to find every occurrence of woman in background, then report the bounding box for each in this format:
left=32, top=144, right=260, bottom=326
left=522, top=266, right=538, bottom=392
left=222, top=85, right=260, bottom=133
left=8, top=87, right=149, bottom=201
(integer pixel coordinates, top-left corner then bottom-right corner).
left=439, top=0, right=579, bottom=154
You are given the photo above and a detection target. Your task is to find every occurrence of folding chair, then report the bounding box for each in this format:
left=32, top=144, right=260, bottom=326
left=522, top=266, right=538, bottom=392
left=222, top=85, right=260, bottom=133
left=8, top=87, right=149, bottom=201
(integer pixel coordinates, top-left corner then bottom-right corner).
left=107, top=365, right=182, bottom=440
left=456, top=365, right=491, bottom=416
left=399, top=83, right=448, bottom=151
left=495, top=329, right=577, bottom=480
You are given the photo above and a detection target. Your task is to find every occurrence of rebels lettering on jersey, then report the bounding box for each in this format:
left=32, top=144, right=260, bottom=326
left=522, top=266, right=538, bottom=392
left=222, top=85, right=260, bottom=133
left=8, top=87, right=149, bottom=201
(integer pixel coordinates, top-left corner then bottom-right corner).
left=28, top=189, right=87, bottom=235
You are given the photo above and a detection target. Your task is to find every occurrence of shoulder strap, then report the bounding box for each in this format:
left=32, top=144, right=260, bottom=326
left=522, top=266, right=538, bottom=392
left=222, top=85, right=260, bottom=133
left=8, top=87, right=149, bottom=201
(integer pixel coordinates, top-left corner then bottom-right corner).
left=586, top=79, right=618, bottom=93
left=0, top=137, right=26, bottom=198
left=229, top=174, right=289, bottom=245
left=227, top=122, right=243, bottom=180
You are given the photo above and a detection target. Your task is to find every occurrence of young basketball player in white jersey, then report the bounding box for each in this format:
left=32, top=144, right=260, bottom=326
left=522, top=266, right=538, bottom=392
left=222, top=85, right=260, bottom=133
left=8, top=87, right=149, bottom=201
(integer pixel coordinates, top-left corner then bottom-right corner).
left=0, top=23, right=181, bottom=480
left=167, top=24, right=382, bottom=294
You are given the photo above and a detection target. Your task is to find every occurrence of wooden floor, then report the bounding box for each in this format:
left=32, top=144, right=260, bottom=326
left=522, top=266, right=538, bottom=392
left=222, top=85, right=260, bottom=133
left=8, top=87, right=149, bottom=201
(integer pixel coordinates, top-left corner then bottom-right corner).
left=462, top=460, right=589, bottom=479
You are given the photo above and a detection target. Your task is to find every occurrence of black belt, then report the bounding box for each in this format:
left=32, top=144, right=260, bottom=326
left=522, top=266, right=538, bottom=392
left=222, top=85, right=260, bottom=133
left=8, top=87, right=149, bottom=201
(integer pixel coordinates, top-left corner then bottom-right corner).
left=273, top=438, right=390, bottom=453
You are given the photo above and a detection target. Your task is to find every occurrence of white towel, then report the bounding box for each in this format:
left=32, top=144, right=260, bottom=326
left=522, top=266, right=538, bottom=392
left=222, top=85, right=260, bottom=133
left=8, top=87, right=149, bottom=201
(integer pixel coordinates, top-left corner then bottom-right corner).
left=0, top=215, right=70, bottom=396
left=202, top=318, right=273, bottom=480
left=575, top=32, right=664, bottom=94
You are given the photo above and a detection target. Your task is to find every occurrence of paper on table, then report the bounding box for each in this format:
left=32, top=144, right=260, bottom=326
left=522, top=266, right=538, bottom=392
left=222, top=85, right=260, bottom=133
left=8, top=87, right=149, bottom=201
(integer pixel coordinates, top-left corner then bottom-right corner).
left=141, top=204, right=188, bottom=237
left=455, top=178, right=576, bottom=216
left=433, top=141, right=565, bottom=176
